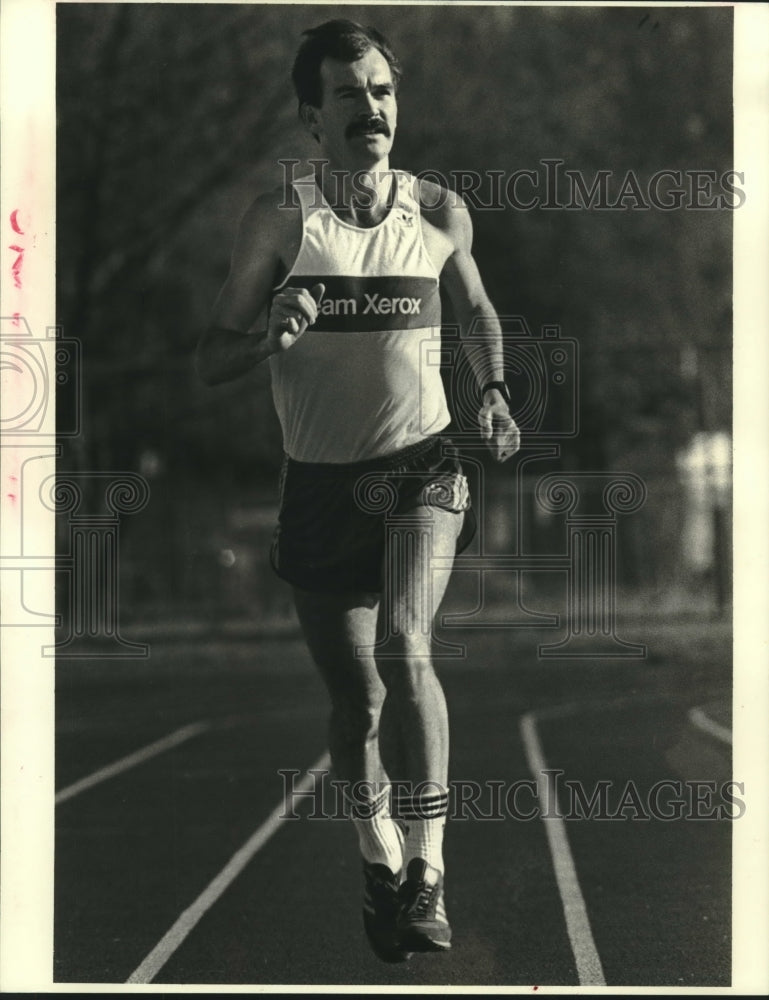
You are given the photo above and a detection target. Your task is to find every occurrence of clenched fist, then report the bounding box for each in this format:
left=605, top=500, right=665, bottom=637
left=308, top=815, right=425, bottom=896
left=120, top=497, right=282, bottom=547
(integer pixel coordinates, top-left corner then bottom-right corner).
left=267, top=283, right=325, bottom=352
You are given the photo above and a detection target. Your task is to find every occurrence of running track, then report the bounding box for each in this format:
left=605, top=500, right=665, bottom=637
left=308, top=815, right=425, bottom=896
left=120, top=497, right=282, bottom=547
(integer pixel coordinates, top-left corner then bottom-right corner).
left=55, top=616, right=732, bottom=987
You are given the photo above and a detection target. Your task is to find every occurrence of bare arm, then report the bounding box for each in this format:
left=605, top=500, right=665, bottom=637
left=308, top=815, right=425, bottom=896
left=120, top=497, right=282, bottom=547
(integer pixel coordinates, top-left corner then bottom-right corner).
left=196, top=193, right=323, bottom=385
left=195, top=327, right=276, bottom=387
left=436, top=193, right=521, bottom=461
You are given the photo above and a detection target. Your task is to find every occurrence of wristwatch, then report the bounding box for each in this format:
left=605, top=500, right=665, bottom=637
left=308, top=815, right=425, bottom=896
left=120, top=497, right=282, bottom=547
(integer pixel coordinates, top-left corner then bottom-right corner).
left=481, top=380, right=512, bottom=407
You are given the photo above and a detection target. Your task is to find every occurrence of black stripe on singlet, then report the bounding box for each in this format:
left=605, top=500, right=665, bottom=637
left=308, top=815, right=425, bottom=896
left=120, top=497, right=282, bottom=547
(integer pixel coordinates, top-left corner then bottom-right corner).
left=277, top=275, right=441, bottom=333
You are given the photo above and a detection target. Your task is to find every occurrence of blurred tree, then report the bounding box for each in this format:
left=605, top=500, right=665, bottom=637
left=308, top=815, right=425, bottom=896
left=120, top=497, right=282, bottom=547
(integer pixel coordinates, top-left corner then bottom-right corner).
left=57, top=4, right=305, bottom=476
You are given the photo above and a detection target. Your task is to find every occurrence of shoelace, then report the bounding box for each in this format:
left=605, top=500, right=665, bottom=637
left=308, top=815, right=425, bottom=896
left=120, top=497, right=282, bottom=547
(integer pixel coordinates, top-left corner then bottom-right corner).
left=409, top=880, right=437, bottom=919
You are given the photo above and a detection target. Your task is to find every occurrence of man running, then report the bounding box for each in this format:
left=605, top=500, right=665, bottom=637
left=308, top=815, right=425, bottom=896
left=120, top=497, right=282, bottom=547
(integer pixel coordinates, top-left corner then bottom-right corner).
left=196, top=19, right=520, bottom=962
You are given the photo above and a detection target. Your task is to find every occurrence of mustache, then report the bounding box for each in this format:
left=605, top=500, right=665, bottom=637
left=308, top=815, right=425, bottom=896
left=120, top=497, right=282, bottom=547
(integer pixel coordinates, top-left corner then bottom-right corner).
left=346, top=116, right=390, bottom=138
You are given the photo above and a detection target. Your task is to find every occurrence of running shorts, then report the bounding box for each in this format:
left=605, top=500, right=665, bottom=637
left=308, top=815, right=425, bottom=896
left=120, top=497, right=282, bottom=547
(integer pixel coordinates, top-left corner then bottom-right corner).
left=270, top=435, right=476, bottom=593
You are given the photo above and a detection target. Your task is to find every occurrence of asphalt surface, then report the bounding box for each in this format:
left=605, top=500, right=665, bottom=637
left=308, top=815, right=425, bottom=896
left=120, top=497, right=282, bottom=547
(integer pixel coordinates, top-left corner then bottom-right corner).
left=54, top=612, right=732, bottom=987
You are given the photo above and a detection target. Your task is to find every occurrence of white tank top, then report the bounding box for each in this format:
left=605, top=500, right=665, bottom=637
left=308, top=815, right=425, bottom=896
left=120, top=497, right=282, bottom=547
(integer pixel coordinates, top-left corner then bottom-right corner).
left=269, top=170, right=450, bottom=463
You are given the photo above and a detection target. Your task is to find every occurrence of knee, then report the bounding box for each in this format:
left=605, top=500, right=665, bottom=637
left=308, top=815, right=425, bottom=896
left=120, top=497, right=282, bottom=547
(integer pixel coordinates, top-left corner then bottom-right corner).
left=378, top=644, right=437, bottom=701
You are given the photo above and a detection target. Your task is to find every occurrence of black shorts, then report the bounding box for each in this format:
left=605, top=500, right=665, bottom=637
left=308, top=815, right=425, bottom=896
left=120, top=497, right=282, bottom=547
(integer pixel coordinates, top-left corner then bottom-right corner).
left=270, top=436, right=476, bottom=593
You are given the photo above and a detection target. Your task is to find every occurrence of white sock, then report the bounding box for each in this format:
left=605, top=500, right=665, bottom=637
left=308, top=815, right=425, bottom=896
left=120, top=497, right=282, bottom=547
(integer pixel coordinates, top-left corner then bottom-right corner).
left=395, top=785, right=449, bottom=875
left=347, top=786, right=404, bottom=875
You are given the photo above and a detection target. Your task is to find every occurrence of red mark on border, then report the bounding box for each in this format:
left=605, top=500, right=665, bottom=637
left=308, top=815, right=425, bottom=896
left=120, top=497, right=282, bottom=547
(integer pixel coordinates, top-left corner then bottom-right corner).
left=10, top=209, right=25, bottom=235
left=9, top=244, right=24, bottom=289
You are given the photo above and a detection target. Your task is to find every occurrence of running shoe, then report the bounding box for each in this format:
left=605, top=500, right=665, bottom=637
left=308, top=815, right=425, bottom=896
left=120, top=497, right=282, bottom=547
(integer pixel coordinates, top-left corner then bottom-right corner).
left=362, top=862, right=412, bottom=963
left=396, top=857, right=452, bottom=952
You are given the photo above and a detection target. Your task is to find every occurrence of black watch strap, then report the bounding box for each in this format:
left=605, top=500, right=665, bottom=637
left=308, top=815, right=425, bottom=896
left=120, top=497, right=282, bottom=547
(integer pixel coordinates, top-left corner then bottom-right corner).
left=481, top=380, right=511, bottom=406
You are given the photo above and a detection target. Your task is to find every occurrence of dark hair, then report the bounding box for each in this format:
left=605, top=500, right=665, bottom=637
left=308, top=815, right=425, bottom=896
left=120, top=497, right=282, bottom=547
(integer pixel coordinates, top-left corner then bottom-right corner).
left=291, top=19, right=402, bottom=109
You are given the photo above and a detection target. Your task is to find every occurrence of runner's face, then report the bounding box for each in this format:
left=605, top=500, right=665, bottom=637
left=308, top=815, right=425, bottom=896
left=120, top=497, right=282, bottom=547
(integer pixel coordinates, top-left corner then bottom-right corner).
left=311, top=48, right=397, bottom=165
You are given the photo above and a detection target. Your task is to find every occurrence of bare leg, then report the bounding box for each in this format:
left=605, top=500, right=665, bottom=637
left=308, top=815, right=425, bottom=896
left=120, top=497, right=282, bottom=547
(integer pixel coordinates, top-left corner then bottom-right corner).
left=376, top=605, right=407, bottom=782
left=376, top=506, right=462, bottom=789
left=292, top=587, right=385, bottom=789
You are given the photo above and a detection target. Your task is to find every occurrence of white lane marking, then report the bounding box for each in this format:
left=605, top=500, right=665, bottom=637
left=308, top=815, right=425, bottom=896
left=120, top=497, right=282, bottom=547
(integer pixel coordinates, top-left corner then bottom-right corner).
left=520, top=712, right=606, bottom=987
left=126, top=751, right=332, bottom=984
left=688, top=706, right=733, bottom=746
left=55, top=721, right=212, bottom=805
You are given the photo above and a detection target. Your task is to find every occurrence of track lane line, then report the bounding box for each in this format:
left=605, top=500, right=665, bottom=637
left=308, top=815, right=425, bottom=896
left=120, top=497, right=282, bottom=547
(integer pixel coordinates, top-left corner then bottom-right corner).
left=519, top=712, right=606, bottom=987
left=688, top=706, right=732, bottom=746
left=125, top=750, right=331, bottom=985
left=55, top=721, right=212, bottom=805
